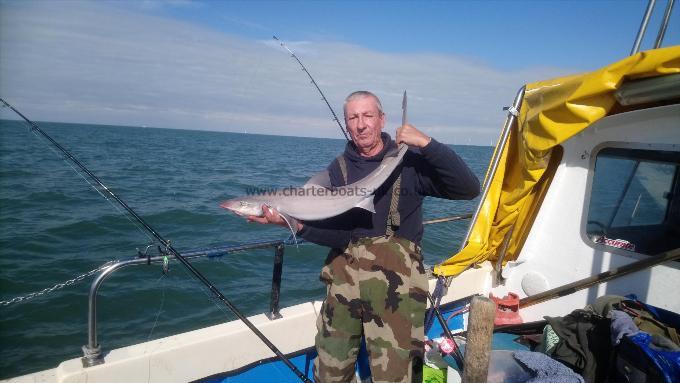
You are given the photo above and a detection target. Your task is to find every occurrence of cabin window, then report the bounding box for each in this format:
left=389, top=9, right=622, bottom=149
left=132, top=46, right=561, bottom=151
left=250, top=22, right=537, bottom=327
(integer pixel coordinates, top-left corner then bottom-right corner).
left=586, top=147, right=680, bottom=255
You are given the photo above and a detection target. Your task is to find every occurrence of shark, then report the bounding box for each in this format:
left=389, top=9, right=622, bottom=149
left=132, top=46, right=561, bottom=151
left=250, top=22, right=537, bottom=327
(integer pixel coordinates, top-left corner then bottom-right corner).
left=220, top=142, right=407, bottom=225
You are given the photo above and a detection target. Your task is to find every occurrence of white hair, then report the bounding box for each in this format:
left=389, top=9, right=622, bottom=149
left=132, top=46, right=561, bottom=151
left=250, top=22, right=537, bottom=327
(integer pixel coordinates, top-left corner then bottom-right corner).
left=343, top=91, right=383, bottom=116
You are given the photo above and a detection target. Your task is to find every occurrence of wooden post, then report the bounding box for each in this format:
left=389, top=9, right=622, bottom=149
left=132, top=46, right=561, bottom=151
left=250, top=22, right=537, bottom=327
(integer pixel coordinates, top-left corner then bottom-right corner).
left=462, top=296, right=496, bottom=383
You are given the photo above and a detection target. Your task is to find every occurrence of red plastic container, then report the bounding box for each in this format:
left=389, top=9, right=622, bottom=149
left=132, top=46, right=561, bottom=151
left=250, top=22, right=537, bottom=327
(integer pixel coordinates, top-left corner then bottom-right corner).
left=489, top=292, right=523, bottom=325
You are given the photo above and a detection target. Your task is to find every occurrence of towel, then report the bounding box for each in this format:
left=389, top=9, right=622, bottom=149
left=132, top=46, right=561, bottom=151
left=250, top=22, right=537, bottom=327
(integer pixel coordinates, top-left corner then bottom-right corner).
left=513, top=350, right=585, bottom=383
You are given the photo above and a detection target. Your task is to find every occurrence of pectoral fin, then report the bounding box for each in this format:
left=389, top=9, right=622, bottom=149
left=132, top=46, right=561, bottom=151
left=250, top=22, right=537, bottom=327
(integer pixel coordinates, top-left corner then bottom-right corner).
left=355, top=196, right=376, bottom=213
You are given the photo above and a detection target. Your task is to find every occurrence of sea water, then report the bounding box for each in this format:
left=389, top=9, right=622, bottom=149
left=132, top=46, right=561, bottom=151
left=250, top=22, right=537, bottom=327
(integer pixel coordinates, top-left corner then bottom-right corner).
left=0, top=120, right=492, bottom=378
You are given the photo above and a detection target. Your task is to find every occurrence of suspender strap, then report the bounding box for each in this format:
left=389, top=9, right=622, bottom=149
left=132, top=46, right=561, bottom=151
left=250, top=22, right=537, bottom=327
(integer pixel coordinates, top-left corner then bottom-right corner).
left=336, top=155, right=348, bottom=185
left=385, top=172, right=402, bottom=237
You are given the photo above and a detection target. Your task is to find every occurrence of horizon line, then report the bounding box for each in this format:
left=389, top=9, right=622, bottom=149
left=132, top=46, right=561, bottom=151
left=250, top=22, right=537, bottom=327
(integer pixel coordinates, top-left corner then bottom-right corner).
left=0, top=117, right=495, bottom=148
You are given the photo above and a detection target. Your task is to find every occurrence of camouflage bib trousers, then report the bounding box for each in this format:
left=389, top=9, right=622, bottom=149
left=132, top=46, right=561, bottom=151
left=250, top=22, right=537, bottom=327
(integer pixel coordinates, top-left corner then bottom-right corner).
left=314, top=236, right=428, bottom=383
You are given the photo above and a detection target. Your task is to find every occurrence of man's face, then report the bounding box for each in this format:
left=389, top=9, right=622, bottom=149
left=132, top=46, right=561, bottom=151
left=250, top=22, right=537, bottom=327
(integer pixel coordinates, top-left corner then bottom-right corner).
left=344, top=96, right=385, bottom=156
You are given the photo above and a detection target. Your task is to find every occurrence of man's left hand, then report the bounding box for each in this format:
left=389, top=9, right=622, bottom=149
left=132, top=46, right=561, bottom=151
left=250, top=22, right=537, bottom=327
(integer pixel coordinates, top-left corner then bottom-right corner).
left=396, top=124, right=431, bottom=148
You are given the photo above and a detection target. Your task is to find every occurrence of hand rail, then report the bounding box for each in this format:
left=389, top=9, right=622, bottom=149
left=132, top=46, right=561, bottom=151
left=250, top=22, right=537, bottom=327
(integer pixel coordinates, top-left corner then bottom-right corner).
left=81, top=213, right=473, bottom=367
left=82, top=239, right=285, bottom=367
left=631, top=0, right=656, bottom=55
left=654, top=0, right=675, bottom=48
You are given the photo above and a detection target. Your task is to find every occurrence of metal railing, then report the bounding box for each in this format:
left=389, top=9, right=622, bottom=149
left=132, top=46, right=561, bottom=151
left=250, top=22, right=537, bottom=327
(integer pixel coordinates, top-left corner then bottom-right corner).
left=81, top=213, right=474, bottom=367
left=631, top=0, right=676, bottom=55
left=82, top=239, right=286, bottom=367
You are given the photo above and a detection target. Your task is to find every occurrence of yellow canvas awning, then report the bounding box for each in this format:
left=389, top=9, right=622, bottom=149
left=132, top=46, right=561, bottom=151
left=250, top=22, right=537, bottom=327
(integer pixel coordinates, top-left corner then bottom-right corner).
left=435, top=45, right=680, bottom=277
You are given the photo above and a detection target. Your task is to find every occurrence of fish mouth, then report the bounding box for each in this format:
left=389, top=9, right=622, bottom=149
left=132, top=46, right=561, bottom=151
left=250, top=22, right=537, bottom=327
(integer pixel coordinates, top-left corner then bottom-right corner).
left=219, top=200, right=234, bottom=210
left=220, top=200, right=259, bottom=217
left=219, top=200, right=242, bottom=214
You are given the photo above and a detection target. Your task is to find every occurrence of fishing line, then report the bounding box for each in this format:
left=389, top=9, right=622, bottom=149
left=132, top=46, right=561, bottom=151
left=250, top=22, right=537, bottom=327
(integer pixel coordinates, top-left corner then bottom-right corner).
left=273, top=35, right=350, bottom=141
left=173, top=256, right=237, bottom=319
left=144, top=274, right=168, bottom=383
left=153, top=244, right=267, bottom=335
left=144, top=271, right=233, bottom=355
left=0, top=98, right=312, bottom=383
left=146, top=274, right=167, bottom=342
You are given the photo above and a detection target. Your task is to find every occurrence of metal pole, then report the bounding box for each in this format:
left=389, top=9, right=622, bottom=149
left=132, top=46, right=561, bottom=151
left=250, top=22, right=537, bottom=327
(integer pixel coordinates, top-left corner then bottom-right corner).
left=268, top=244, right=285, bottom=320
left=519, top=247, right=680, bottom=308
left=460, top=87, right=525, bottom=251
left=423, top=213, right=472, bottom=225
left=654, top=0, right=675, bottom=48
left=631, top=0, right=657, bottom=55
left=494, top=226, right=514, bottom=284
left=83, top=262, right=122, bottom=366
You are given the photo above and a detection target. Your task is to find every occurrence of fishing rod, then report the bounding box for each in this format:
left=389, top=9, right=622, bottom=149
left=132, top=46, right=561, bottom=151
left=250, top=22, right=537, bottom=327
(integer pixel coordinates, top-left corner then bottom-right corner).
left=0, top=98, right=312, bottom=383
left=273, top=35, right=350, bottom=142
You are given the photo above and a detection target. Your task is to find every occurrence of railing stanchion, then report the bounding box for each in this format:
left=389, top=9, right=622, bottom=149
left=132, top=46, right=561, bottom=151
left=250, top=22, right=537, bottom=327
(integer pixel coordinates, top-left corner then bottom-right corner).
left=268, top=244, right=285, bottom=320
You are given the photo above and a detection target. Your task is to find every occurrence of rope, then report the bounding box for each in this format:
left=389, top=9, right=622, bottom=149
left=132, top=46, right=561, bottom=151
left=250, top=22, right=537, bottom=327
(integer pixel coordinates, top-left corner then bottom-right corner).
left=0, top=261, right=116, bottom=306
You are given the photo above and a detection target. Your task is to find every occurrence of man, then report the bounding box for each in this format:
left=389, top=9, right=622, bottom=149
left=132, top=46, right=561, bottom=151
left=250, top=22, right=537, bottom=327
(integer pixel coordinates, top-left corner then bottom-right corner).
left=248, top=91, right=479, bottom=382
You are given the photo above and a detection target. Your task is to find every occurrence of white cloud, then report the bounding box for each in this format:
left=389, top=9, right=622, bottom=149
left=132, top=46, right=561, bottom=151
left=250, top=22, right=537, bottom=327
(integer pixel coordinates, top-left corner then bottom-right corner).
left=0, top=1, right=570, bottom=145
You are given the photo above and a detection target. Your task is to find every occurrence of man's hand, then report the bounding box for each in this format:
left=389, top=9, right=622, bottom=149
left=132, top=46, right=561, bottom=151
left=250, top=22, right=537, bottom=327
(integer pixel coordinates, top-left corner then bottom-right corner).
left=247, top=205, right=303, bottom=232
left=396, top=124, right=431, bottom=148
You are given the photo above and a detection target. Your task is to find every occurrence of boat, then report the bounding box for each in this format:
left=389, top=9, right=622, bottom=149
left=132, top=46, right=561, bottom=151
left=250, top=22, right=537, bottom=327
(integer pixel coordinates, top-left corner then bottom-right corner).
left=4, top=3, right=680, bottom=383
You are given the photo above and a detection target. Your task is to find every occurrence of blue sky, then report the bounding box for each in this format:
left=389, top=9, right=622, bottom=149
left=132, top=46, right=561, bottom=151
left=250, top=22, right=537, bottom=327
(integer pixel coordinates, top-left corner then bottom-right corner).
left=1, top=0, right=678, bottom=144
left=140, top=0, right=673, bottom=71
